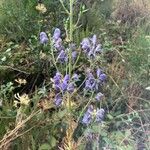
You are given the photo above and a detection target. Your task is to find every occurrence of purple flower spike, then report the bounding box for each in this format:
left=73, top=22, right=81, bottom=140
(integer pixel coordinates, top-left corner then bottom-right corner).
left=95, top=92, right=104, bottom=101
left=67, top=83, right=74, bottom=93
left=40, top=32, right=48, bottom=44
left=53, top=28, right=61, bottom=41
left=57, top=50, right=68, bottom=63
left=82, top=105, right=94, bottom=125
left=54, top=94, right=63, bottom=106
left=99, top=73, right=107, bottom=81
left=95, top=108, right=105, bottom=123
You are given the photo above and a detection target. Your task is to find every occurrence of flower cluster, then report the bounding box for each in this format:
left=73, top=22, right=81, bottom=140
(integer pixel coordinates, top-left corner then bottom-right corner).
left=52, top=28, right=77, bottom=63
left=82, top=105, right=105, bottom=125
left=36, top=3, right=47, bottom=14
left=53, top=28, right=63, bottom=51
left=14, top=93, right=30, bottom=107
left=85, top=68, right=107, bottom=92
left=82, top=68, right=106, bottom=125
left=81, top=35, right=102, bottom=59
left=39, top=29, right=107, bottom=125
left=39, top=28, right=77, bottom=64
left=51, top=72, right=79, bottom=106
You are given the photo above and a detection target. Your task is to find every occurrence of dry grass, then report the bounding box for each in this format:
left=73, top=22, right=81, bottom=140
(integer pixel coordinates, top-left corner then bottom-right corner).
left=112, top=0, right=150, bottom=26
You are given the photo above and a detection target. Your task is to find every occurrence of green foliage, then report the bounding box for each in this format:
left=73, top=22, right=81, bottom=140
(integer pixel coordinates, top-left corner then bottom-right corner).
left=0, top=0, right=149, bottom=149
left=0, top=0, right=64, bottom=42
left=0, top=0, right=39, bottom=41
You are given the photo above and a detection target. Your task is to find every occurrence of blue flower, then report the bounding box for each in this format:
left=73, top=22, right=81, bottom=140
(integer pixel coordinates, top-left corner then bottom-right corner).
left=95, top=44, right=102, bottom=54
left=64, top=74, right=70, bottom=82
left=54, top=94, right=62, bottom=106
left=53, top=72, right=62, bottom=84
left=40, top=32, right=48, bottom=44
left=72, top=51, right=77, bottom=61
left=96, top=68, right=107, bottom=82
left=85, top=73, right=96, bottom=91
left=61, top=81, right=68, bottom=92
left=82, top=105, right=94, bottom=125
left=54, top=38, right=63, bottom=50
left=72, top=73, right=79, bottom=81
left=95, top=92, right=104, bottom=101
left=53, top=28, right=61, bottom=41
left=67, top=83, right=74, bottom=93
left=81, top=38, right=91, bottom=53
left=57, top=50, right=68, bottom=63
left=95, top=108, right=105, bottom=123
left=88, top=50, right=95, bottom=59
left=81, top=35, right=102, bottom=59
left=99, top=73, right=107, bottom=81
left=96, top=68, right=102, bottom=78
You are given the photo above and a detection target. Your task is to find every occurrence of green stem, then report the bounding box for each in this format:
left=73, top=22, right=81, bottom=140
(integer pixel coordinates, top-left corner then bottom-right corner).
left=69, top=0, right=73, bottom=42
left=68, top=0, right=74, bottom=76
left=50, top=37, right=59, bottom=71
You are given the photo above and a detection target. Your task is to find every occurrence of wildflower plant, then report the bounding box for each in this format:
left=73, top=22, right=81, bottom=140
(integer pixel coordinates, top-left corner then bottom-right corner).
left=0, top=0, right=107, bottom=149
left=36, top=0, right=107, bottom=149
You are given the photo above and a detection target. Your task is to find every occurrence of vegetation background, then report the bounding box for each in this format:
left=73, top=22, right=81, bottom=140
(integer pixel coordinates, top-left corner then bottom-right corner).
left=0, top=0, right=149, bottom=149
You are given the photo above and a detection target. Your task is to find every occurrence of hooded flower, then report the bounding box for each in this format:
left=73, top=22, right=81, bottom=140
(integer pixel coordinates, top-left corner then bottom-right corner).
left=96, top=68, right=107, bottom=82
left=85, top=73, right=96, bottom=91
left=82, top=105, right=94, bottom=125
left=53, top=28, right=61, bottom=41
left=64, top=74, right=70, bottom=82
left=95, top=92, right=104, bottom=101
left=61, top=81, right=68, bottom=92
left=53, top=28, right=64, bottom=51
left=57, top=50, right=68, bottom=63
left=96, top=68, right=102, bottom=78
left=40, top=32, right=48, bottom=44
left=54, top=94, right=63, bottom=106
left=81, top=38, right=91, bottom=53
left=53, top=72, right=62, bottom=84
left=95, top=108, right=105, bottom=123
left=99, top=73, right=107, bottom=81
left=67, top=83, right=74, bottom=93
left=72, top=51, right=77, bottom=61
left=72, top=73, right=79, bottom=81
left=54, top=38, right=63, bottom=50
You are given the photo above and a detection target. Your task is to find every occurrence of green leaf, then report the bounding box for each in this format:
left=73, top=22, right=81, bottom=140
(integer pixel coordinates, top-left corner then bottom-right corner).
left=50, top=136, right=57, bottom=148
left=38, top=143, right=51, bottom=150
left=107, top=114, right=114, bottom=120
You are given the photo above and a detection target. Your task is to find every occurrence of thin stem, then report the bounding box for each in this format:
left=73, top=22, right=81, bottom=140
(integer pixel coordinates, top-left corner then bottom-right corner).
left=59, top=0, right=69, bottom=14
left=50, top=37, right=59, bottom=71
left=68, top=0, right=74, bottom=76
left=69, top=0, right=74, bottom=42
